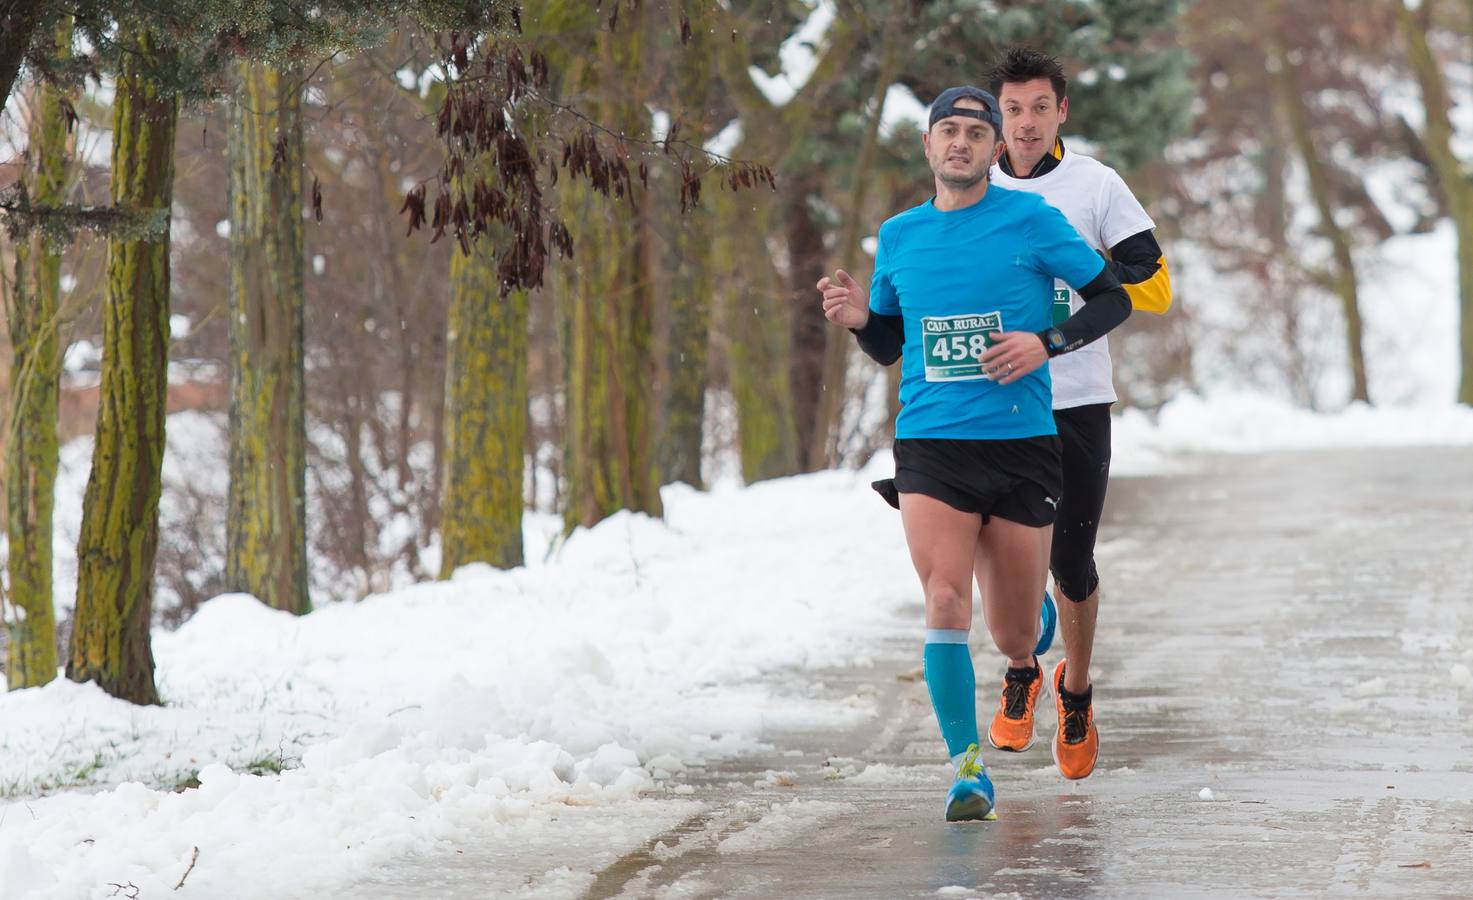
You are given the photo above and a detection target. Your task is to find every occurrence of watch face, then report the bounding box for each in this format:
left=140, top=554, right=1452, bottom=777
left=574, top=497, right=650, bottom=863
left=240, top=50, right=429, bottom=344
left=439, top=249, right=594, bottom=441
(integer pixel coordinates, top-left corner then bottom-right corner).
left=1049, top=329, right=1065, bottom=349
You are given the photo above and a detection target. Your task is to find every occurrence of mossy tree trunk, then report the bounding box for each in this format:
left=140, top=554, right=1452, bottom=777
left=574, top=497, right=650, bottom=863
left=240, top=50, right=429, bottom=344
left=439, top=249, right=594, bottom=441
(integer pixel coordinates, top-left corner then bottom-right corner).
left=783, top=182, right=831, bottom=472
left=714, top=188, right=799, bottom=483
left=225, top=60, right=310, bottom=614
left=66, top=31, right=177, bottom=705
left=660, top=216, right=712, bottom=488
left=561, top=14, right=662, bottom=531
left=5, top=18, right=71, bottom=689
left=439, top=239, right=527, bottom=574
left=562, top=186, right=663, bottom=530
left=657, top=7, right=717, bottom=489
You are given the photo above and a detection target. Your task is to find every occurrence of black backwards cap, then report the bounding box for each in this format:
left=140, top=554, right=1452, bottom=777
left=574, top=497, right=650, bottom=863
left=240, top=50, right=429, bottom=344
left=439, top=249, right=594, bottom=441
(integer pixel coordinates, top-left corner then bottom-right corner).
left=928, top=86, right=1003, bottom=137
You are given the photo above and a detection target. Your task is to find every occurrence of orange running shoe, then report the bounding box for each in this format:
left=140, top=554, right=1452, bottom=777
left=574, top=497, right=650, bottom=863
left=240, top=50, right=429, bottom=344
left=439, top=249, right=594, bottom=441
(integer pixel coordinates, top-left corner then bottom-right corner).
left=1052, top=660, right=1098, bottom=780
left=987, top=658, right=1043, bottom=752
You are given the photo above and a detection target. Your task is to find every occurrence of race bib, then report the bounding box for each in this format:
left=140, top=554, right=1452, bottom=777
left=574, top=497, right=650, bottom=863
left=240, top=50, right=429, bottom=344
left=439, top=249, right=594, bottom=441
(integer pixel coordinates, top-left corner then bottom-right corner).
left=1053, top=282, right=1073, bottom=326
left=921, top=312, right=1002, bottom=381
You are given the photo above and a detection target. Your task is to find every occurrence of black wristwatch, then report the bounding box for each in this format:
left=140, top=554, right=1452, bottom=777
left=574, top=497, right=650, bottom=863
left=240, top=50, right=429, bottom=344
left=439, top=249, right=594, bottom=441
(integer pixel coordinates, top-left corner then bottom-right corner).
left=1039, top=327, right=1067, bottom=357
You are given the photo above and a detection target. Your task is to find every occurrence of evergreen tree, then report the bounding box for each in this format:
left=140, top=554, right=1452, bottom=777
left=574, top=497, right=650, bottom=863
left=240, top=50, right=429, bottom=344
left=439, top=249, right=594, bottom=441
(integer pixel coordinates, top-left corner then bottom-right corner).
left=889, top=0, right=1191, bottom=172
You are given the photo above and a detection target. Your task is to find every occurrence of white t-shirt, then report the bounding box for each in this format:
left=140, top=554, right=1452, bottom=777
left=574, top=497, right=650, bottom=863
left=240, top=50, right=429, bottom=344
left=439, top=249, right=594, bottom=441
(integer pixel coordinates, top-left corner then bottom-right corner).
left=990, top=149, right=1155, bottom=410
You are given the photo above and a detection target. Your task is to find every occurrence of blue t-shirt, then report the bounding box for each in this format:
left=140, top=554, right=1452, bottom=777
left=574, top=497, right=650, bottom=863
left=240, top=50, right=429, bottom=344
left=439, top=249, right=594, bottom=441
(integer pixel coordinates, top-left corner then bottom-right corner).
left=870, top=187, right=1105, bottom=440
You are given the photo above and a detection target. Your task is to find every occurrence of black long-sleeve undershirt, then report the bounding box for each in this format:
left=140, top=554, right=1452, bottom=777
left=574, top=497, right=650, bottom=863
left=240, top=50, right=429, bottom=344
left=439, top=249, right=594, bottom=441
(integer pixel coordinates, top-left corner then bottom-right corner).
left=853, top=310, right=905, bottom=366
left=1048, top=264, right=1129, bottom=356
left=1101, top=229, right=1164, bottom=286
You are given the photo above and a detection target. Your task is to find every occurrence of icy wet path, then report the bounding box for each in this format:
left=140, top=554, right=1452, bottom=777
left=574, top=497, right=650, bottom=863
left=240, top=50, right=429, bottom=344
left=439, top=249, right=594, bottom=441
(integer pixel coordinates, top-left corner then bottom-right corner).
left=360, top=447, right=1473, bottom=898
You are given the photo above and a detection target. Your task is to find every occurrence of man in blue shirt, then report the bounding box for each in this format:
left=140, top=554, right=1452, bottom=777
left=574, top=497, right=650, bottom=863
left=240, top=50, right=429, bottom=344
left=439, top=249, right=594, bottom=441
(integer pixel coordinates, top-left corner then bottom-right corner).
left=816, top=86, right=1130, bottom=822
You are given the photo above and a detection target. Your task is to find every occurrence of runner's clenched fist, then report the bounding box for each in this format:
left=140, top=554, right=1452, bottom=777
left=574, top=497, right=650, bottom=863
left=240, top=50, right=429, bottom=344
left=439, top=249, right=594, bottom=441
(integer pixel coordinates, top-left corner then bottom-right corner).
left=817, top=269, right=870, bottom=330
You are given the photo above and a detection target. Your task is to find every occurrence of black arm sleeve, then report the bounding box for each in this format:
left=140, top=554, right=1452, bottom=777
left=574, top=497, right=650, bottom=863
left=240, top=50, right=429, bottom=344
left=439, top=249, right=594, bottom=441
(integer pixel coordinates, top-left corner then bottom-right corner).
left=1102, top=228, right=1163, bottom=286
left=1047, top=265, right=1131, bottom=356
left=851, top=312, right=904, bottom=366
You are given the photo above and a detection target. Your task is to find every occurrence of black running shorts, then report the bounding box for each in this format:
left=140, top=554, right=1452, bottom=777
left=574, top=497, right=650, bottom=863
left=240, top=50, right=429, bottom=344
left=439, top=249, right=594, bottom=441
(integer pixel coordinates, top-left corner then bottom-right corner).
left=884, top=436, right=1063, bottom=527
left=1050, top=403, right=1112, bottom=601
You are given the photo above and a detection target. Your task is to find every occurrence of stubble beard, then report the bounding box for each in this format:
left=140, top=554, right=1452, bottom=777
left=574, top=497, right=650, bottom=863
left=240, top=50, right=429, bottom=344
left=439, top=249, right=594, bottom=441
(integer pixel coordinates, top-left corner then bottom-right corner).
left=936, top=167, right=987, bottom=190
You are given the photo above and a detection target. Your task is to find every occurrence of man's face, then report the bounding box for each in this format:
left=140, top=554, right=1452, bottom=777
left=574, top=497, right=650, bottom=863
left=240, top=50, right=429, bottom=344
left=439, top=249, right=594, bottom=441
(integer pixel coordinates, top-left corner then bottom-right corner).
left=923, top=98, right=1001, bottom=190
left=998, top=78, right=1069, bottom=174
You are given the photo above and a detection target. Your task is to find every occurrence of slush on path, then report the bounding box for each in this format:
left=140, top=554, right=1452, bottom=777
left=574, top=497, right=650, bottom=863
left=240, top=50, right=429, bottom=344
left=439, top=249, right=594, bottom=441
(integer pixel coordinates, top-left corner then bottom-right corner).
left=361, top=446, right=1473, bottom=898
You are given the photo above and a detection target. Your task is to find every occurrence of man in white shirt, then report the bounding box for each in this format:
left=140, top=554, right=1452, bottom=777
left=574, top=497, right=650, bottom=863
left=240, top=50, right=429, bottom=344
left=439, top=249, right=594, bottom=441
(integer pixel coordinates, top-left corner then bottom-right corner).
left=983, top=47, right=1173, bottom=780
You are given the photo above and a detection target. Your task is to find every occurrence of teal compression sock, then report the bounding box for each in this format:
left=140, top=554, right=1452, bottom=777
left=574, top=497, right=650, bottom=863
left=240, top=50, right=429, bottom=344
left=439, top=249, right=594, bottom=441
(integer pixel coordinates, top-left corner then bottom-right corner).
left=923, top=629, right=979, bottom=760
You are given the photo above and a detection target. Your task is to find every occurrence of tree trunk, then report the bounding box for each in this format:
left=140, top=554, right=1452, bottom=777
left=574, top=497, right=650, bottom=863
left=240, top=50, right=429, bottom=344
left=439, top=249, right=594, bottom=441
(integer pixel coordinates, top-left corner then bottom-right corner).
left=813, top=0, right=904, bottom=468
left=1397, top=0, right=1473, bottom=405
left=562, top=184, right=663, bottom=530
left=440, top=242, right=527, bottom=574
left=342, top=390, right=374, bottom=592
left=1, top=317, right=9, bottom=534
left=1457, top=216, right=1473, bottom=405
left=561, top=18, right=662, bottom=532
left=1260, top=107, right=1316, bottom=407
left=717, top=189, right=800, bottom=483
left=225, top=60, right=309, bottom=614
left=4, top=18, right=70, bottom=689
left=67, top=31, right=177, bottom=705
left=1273, top=33, right=1370, bottom=404
left=657, top=6, right=719, bottom=489
left=660, top=210, right=711, bottom=488
left=707, top=7, right=864, bottom=473
left=784, top=182, right=830, bottom=471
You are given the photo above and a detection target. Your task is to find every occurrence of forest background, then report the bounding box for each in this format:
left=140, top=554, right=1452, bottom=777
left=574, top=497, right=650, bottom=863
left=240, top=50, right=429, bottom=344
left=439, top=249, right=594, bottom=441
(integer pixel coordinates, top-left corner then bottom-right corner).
left=1, top=0, right=1470, bottom=700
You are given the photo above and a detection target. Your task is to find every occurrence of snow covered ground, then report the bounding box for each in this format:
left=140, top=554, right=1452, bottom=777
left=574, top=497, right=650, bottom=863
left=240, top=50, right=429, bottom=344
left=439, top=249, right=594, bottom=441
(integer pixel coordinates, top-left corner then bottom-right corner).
left=5, top=396, right=1473, bottom=898
left=1111, top=390, right=1473, bottom=476
left=0, top=460, right=914, bottom=899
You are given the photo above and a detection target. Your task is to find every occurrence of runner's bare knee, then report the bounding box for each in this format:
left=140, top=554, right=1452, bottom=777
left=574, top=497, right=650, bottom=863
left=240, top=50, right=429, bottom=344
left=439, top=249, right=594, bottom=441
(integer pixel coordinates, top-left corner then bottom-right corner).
left=925, top=580, right=971, bottom=628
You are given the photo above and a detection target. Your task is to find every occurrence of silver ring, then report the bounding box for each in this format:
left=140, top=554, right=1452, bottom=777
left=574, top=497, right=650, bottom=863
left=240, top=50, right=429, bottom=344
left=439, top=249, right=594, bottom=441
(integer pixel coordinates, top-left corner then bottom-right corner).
left=1006, top=362, right=1014, bottom=372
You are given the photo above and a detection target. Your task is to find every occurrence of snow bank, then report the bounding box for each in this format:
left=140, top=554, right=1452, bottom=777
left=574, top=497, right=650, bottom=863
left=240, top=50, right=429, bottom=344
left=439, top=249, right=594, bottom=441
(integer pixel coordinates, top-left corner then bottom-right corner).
left=0, top=461, right=914, bottom=899
left=1112, top=392, right=1473, bottom=475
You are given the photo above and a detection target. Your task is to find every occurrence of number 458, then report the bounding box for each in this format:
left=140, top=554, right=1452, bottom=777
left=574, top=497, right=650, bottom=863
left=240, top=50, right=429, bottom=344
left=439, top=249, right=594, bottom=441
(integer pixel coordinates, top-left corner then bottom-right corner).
left=932, top=333, right=986, bottom=361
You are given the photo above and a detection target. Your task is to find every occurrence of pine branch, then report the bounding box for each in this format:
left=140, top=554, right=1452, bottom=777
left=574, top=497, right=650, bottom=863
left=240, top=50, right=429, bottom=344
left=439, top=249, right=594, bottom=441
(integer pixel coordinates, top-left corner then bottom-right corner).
left=0, top=186, right=169, bottom=244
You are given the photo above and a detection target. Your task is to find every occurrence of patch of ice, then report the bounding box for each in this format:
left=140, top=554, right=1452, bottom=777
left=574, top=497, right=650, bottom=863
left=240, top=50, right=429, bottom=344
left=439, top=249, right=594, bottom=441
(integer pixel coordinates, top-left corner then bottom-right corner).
left=716, top=800, right=845, bottom=854
left=1350, top=676, right=1389, bottom=697
left=849, top=763, right=948, bottom=785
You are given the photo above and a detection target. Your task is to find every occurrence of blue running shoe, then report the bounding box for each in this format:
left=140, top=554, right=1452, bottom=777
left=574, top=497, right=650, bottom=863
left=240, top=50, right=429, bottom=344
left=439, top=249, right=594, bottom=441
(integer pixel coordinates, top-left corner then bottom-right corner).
left=1034, top=591, right=1057, bottom=657
left=944, top=744, right=997, bottom=822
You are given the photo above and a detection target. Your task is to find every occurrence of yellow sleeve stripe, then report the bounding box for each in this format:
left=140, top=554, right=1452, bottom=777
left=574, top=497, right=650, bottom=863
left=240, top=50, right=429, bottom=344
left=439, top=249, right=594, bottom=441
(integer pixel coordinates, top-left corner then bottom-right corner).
left=1124, top=256, right=1172, bottom=315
